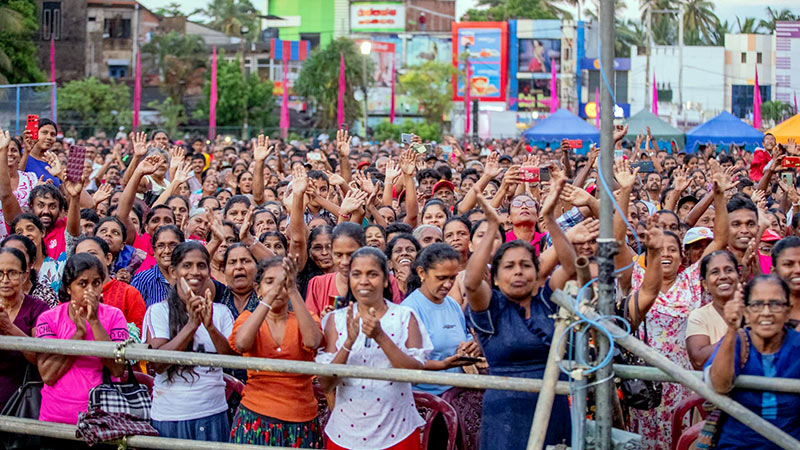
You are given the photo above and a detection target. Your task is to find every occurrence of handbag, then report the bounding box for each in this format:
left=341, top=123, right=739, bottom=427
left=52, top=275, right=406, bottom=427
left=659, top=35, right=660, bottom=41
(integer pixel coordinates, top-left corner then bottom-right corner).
left=696, top=328, right=750, bottom=450
left=0, top=364, right=43, bottom=450
left=616, top=291, right=663, bottom=410
left=88, top=364, right=152, bottom=421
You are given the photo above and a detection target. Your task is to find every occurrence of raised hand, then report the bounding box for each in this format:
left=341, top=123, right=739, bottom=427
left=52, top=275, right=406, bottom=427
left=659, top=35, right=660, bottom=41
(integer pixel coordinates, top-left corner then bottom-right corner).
left=723, top=291, right=744, bottom=329
left=0, top=129, right=9, bottom=150
left=787, top=138, right=798, bottom=156
left=560, top=183, right=594, bottom=208
left=254, top=134, right=272, bottom=162
left=239, top=206, right=256, bottom=243
left=643, top=215, right=664, bottom=250
left=173, top=161, right=193, bottom=184
left=384, top=160, right=402, bottom=184
left=613, top=158, right=640, bottom=190
left=44, top=152, right=65, bottom=180
left=566, top=217, right=600, bottom=245
left=484, top=152, right=502, bottom=179
left=131, top=131, right=148, bottom=157
left=340, top=189, right=369, bottom=216
left=613, top=124, right=629, bottom=143
left=473, top=186, right=501, bottom=224
left=169, top=146, right=185, bottom=171
left=325, top=170, right=346, bottom=186
left=282, top=254, right=300, bottom=291
left=635, top=133, right=644, bottom=151
left=137, top=154, right=161, bottom=176
left=336, top=128, right=352, bottom=157
left=672, top=166, right=690, bottom=193
left=400, top=149, right=417, bottom=177
left=292, top=166, right=309, bottom=194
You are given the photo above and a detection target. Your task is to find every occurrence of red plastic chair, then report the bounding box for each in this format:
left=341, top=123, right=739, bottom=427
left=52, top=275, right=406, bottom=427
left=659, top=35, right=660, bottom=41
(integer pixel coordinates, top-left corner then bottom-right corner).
left=223, top=373, right=244, bottom=401
left=670, top=393, right=709, bottom=450
left=676, top=420, right=706, bottom=450
left=413, top=391, right=458, bottom=450
left=121, top=368, right=154, bottom=396
left=441, top=387, right=484, bottom=450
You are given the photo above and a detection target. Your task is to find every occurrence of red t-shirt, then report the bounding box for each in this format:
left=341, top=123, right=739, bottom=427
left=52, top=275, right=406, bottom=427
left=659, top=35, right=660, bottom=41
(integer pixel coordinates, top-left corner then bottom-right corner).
left=44, top=217, right=67, bottom=259
left=102, top=279, right=146, bottom=332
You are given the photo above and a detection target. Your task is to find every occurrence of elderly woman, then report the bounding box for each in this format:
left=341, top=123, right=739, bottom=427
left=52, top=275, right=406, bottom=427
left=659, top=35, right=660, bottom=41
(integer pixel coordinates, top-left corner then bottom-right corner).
left=708, top=274, right=800, bottom=448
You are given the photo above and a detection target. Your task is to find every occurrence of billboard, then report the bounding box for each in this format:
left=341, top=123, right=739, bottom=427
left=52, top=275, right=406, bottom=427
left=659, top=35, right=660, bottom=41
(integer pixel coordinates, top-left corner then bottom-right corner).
left=407, top=35, right=452, bottom=67
left=351, top=2, right=406, bottom=33
left=775, top=22, right=800, bottom=104
left=356, top=40, right=399, bottom=115
left=517, top=78, right=556, bottom=111
left=518, top=39, right=560, bottom=75
left=452, top=22, right=508, bottom=102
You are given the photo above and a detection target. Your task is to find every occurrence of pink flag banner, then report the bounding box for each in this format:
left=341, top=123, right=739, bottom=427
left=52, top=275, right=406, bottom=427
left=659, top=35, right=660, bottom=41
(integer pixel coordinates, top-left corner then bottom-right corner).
left=794, top=92, right=798, bottom=115
left=337, top=53, right=345, bottom=129
left=652, top=72, right=658, bottom=115
left=280, top=55, right=290, bottom=139
left=465, top=59, right=471, bottom=134
left=389, top=53, right=396, bottom=124
left=595, top=87, right=600, bottom=129
left=50, top=37, right=56, bottom=121
left=549, top=58, right=559, bottom=113
left=753, top=65, right=762, bottom=130
left=133, top=50, right=141, bottom=131
left=209, top=46, right=218, bottom=140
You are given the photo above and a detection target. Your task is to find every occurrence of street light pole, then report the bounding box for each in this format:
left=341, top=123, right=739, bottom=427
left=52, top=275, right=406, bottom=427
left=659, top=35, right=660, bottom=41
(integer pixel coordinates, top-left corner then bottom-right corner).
left=360, top=41, right=372, bottom=139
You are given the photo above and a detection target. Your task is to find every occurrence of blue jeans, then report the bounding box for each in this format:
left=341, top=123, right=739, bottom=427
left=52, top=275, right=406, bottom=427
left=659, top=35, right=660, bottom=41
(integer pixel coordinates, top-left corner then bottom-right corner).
left=151, top=410, right=229, bottom=443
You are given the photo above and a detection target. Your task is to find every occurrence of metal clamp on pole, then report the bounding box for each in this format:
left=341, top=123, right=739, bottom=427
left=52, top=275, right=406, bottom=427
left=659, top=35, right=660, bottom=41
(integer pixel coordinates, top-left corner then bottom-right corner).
left=114, top=338, right=135, bottom=365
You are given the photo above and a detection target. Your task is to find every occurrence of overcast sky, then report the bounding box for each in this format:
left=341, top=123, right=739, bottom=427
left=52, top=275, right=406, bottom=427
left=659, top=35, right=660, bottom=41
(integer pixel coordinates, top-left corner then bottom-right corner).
left=139, top=0, right=799, bottom=28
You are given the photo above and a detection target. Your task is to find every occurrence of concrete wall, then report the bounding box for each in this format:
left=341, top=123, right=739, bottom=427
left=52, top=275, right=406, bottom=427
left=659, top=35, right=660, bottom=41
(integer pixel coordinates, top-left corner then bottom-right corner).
left=36, top=0, right=87, bottom=83
left=724, top=33, right=775, bottom=110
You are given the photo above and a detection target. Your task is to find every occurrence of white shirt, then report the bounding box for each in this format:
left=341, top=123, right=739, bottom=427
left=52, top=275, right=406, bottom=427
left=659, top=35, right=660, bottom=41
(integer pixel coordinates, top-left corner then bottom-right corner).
left=142, top=301, right=234, bottom=421
left=316, top=301, right=433, bottom=449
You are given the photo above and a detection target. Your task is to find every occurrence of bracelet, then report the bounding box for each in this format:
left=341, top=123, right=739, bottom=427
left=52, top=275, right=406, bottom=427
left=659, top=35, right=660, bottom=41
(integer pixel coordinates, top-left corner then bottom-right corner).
left=259, top=301, right=272, bottom=311
left=339, top=213, right=351, bottom=219
left=342, top=345, right=352, bottom=353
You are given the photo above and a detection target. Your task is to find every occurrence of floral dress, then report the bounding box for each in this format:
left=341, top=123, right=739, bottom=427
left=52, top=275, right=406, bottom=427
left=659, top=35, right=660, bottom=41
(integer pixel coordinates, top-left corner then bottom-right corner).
left=0, top=171, right=38, bottom=239
left=628, top=261, right=705, bottom=450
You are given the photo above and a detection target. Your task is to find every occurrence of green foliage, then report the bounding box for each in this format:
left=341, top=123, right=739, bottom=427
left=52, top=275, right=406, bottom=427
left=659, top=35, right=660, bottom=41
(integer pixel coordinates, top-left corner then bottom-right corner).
left=154, top=2, right=184, bottom=17
left=194, top=54, right=277, bottom=131
left=373, top=119, right=441, bottom=142
left=462, top=0, right=557, bottom=21
left=372, top=121, right=401, bottom=141
left=142, top=32, right=207, bottom=104
left=0, top=1, right=45, bottom=84
left=294, top=38, right=372, bottom=129
left=399, top=62, right=456, bottom=128
left=59, top=78, right=131, bottom=135
left=759, top=7, right=799, bottom=33
left=761, top=101, right=794, bottom=124
left=148, top=97, right=185, bottom=137
left=191, top=0, right=259, bottom=40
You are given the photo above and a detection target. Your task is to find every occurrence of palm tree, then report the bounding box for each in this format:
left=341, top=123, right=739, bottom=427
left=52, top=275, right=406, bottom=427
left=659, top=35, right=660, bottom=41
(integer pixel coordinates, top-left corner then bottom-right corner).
left=682, top=0, right=720, bottom=44
left=583, top=0, right=628, bottom=21
left=759, top=7, right=799, bottom=33
left=191, top=0, right=259, bottom=39
left=709, top=19, right=733, bottom=46
left=736, top=17, right=763, bottom=34
left=616, top=19, right=648, bottom=56
left=0, top=7, right=24, bottom=84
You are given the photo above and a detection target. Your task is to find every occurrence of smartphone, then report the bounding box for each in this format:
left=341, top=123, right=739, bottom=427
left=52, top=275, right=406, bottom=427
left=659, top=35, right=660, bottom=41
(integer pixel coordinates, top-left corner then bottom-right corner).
left=66, top=145, right=86, bottom=183
left=401, top=133, right=413, bottom=144
left=631, top=161, right=655, bottom=173
left=413, top=143, right=427, bottom=154
left=520, top=166, right=540, bottom=183
left=614, top=149, right=624, bottom=160
left=567, top=139, right=583, bottom=149
left=424, top=143, right=433, bottom=153
left=781, top=171, right=794, bottom=187
left=452, top=356, right=483, bottom=364
left=26, top=115, right=39, bottom=141
left=328, top=295, right=341, bottom=309
left=540, top=166, right=550, bottom=182
left=307, top=152, right=323, bottom=161
left=783, top=156, right=800, bottom=169
left=440, top=145, right=453, bottom=155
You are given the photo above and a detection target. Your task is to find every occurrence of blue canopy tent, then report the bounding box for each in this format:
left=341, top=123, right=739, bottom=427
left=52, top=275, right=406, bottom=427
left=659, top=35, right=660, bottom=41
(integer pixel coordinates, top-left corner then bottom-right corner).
left=685, top=111, right=764, bottom=153
left=522, top=109, right=600, bottom=154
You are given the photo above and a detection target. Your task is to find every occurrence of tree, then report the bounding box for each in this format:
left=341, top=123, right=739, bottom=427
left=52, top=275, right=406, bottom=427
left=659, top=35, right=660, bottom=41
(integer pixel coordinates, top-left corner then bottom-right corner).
left=148, top=97, right=184, bottom=138
left=0, top=0, right=45, bottom=84
left=154, top=2, right=185, bottom=17
left=462, top=0, right=558, bottom=21
left=194, top=54, right=277, bottom=131
left=59, top=78, right=131, bottom=135
left=709, top=20, right=733, bottom=46
left=399, top=62, right=456, bottom=129
left=294, top=38, right=372, bottom=129
left=682, top=0, right=720, bottom=45
left=191, top=0, right=259, bottom=40
left=759, top=7, right=798, bottom=33
left=735, top=17, right=762, bottom=34
left=761, top=101, right=794, bottom=125
left=141, top=32, right=207, bottom=105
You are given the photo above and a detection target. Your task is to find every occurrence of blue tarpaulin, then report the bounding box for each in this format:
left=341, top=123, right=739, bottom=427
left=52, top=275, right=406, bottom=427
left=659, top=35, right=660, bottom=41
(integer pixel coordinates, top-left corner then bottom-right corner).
left=522, top=109, right=600, bottom=154
left=685, top=111, right=763, bottom=153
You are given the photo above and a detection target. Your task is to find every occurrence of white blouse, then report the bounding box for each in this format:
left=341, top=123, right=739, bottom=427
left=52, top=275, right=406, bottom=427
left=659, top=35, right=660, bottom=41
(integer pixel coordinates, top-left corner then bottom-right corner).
left=317, top=301, right=433, bottom=450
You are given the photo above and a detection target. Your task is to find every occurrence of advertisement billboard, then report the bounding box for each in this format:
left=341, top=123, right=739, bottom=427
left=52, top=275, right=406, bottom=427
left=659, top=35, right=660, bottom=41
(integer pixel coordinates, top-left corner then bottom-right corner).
left=518, top=38, right=560, bottom=76
left=407, top=35, right=452, bottom=67
left=356, top=40, right=399, bottom=115
left=351, top=2, right=406, bottom=33
left=517, top=78, right=557, bottom=111
left=452, top=22, right=508, bottom=102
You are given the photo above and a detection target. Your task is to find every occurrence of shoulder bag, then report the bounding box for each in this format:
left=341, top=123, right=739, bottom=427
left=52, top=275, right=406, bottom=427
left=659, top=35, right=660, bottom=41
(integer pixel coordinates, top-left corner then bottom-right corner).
left=88, top=364, right=152, bottom=421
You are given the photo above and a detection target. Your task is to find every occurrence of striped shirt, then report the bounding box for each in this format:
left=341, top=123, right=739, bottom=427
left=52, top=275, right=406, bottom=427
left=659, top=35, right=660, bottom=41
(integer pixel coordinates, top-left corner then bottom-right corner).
left=130, top=265, right=171, bottom=308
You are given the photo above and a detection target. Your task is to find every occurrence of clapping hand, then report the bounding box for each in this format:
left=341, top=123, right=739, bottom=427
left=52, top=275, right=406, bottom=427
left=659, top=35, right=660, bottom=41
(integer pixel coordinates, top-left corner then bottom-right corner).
left=361, top=306, right=383, bottom=339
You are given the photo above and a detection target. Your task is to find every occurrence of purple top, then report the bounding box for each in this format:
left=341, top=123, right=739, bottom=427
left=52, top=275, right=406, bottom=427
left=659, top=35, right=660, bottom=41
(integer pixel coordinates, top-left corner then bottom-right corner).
left=0, top=295, right=50, bottom=408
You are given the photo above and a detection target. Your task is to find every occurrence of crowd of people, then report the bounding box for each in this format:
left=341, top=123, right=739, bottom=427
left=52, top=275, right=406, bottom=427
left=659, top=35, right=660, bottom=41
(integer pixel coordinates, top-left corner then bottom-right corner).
left=0, top=118, right=798, bottom=450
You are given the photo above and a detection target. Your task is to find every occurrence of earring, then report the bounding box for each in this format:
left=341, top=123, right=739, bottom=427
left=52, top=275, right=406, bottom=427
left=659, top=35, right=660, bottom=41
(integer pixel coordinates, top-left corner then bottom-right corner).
left=420, top=277, right=425, bottom=283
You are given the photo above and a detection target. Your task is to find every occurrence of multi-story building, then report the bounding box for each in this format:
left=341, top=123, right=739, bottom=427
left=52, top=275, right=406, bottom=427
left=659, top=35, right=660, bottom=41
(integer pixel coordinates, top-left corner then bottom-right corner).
left=723, top=33, right=774, bottom=119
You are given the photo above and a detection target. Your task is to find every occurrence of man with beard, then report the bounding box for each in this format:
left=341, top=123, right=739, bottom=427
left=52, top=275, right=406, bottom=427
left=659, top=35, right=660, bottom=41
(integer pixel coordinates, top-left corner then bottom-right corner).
left=28, top=184, right=69, bottom=258
left=643, top=172, right=663, bottom=208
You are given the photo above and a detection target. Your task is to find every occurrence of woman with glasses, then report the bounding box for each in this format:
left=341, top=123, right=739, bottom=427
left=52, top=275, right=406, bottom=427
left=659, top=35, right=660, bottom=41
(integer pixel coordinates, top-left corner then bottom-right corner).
left=131, top=226, right=185, bottom=308
left=505, top=195, right=545, bottom=255
left=708, top=274, right=800, bottom=448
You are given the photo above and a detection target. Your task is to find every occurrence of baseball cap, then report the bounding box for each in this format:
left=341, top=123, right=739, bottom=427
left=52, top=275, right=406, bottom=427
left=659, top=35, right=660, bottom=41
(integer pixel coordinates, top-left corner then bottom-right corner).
left=357, top=161, right=371, bottom=170
left=761, top=229, right=782, bottom=243
left=499, top=155, right=514, bottom=163
left=433, top=180, right=455, bottom=194
left=683, top=227, right=713, bottom=246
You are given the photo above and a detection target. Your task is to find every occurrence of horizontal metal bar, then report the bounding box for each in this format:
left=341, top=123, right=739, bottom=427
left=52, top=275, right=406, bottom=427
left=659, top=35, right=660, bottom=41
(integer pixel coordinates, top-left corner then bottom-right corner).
left=0, top=82, right=56, bottom=88
left=0, top=336, right=571, bottom=395
left=612, top=364, right=800, bottom=394
left=0, top=416, right=294, bottom=450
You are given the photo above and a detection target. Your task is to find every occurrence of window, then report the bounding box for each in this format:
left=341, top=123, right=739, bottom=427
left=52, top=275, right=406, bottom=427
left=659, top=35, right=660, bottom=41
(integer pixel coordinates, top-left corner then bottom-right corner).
left=300, top=33, right=321, bottom=50
left=731, top=84, right=771, bottom=118
left=109, top=65, right=129, bottom=79
left=104, top=16, right=131, bottom=39
left=741, top=52, right=746, bottom=63
left=757, top=52, right=762, bottom=64
left=41, top=2, right=62, bottom=40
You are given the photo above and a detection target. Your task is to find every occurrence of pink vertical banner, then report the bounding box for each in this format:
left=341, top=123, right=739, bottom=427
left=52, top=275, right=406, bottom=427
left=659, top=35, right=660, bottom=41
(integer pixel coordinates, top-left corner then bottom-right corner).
left=209, top=46, right=218, bottom=140
left=280, top=55, right=290, bottom=139
left=594, top=87, right=600, bottom=129
left=753, top=65, right=762, bottom=130
left=652, top=72, right=658, bottom=115
left=549, top=58, right=559, bottom=113
left=389, top=53, right=396, bottom=124
left=50, top=36, right=56, bottom=121
left=337, top=53, right=345, bottom=129
left=133, top=50, right=141, bottom=131
left=794, top=91, right=797, bottom=115
left=465, top=59, right=471, bottom=134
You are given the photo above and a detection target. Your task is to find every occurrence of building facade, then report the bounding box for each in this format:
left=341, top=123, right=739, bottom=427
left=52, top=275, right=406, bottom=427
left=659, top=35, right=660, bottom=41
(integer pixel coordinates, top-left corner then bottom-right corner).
left=723, top=33, right=774, bottom=119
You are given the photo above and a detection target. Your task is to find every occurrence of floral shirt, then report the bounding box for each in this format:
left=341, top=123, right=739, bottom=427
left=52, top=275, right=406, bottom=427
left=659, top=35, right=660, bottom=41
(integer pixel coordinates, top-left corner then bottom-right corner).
left=0, top=171, right=38, bottom=239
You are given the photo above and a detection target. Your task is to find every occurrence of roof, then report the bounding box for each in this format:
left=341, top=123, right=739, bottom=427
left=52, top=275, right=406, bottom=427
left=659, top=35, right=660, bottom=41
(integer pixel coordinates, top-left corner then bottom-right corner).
left=522, top=109, right=600, bottom=154
left=624, top=109, right=685, bottom=149
left=766, top=114, right=800, bottom=145
left=685, top=111, right=763, bottom=153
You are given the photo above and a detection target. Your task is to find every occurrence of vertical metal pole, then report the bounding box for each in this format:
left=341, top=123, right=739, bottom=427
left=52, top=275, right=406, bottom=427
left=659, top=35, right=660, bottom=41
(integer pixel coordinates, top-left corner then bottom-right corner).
left=678, top=3, right=685, bottom=129
left=596, top=1, right=617, bottom=450
left=644, top=6, right=652, bottom=110
left=362, top=55, right=368, bottom=137
left=15, top=86, right=20, bottom=136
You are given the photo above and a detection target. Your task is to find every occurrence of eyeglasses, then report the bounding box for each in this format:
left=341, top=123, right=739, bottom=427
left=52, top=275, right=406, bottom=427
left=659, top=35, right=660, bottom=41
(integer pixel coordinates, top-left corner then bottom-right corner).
left=746, top=300, right=790, bottom=312
left=0, top=270, right=23, bottom=281
left=511, top=199, right=536, bottom=208
left=155, top=242, right=179, bottom=251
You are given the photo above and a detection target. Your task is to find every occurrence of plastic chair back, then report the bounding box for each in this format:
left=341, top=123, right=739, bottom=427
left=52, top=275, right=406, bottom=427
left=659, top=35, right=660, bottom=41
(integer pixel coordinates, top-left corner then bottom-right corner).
left=414, top=391, right=458, bottom=450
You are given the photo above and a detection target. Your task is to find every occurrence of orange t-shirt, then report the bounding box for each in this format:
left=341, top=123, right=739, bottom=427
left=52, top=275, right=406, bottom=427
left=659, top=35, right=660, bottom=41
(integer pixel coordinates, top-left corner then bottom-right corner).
left=102, top=279, right=146, bottom=332
left=228, top=311, right=318, bottom=422
left=305, top=272, right=339, bottom=318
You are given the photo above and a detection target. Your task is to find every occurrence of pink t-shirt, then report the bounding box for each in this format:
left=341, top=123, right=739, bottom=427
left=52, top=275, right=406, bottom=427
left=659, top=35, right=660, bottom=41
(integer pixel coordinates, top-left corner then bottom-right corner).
left=35, top=302, right=129, bottom=424
left=505, top=229, right=546, bottom=256
left=133, top=233, right=156, bottom=274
